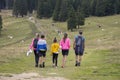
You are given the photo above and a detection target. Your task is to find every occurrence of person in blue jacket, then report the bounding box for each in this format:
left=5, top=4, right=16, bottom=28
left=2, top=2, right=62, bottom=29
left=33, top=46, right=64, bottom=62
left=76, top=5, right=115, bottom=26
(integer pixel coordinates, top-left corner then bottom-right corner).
left=37, top=34, right=47, bottom=68
left=73, top=31, right=85, bottom=66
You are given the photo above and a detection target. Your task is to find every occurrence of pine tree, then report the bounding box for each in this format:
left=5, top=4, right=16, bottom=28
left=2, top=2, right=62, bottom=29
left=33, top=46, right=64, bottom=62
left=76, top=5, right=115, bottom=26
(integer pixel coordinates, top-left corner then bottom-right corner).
left=95, top=0, right=106, bottom=16
left=73, top=0, right=82, bottom=11
left=37, top=0, right=52, bottom=18
left=13, top=0, right=28, bottom=17
left=0, top=15, right=2, bottom=35
left=114, top=0, right=120, bottom=14
left=5, top=0, right=9, bottom=9
left=0, top=0, right=6, bottom=9
left=35, top=0, right=38, bottom=10
left=59, top=0, right=69, bottom=22
left=105, top=0, right=115, bottom=15
left=27, top=0, right=35, bottom=14
left=37, top=0, right=44, bottom=18
left=90, top=0, right=97, bottom=15
left=81, top=0, right=91, bottom=17
left=43, top=0, right=52, bottom=18
left=53, top=0, right=62, bottom=21
left=67, top=5, right=76, bottom=31
left=13, top=0, right=20, bottom=17
left=76, top=6, right=85, bottom=29
left=19, top=0, right=28, bottom=17
left=50, top=0, right=56, bottom=13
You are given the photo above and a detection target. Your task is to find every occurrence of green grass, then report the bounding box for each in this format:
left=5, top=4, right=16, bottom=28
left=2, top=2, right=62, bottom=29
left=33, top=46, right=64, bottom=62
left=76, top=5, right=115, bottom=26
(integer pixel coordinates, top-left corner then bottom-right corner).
left=0, top=14, right=120, bottom=80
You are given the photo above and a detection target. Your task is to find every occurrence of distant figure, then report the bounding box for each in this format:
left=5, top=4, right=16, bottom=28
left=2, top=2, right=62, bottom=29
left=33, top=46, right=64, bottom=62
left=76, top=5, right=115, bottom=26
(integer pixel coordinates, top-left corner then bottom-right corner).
left=58, top=30, right=62, bottom=35
left=51, top=37, right=60, bottom=68
left=29, top=33, right=40, bottom=67
left=73, top=31, right=85, bottom=66
left=60, top=33, right=70, bottom=68
left=37, top=34, right=47, bottom=68
left=97, top=25, right=101, bottom=28
left=52, top=23, right=55, bottom=27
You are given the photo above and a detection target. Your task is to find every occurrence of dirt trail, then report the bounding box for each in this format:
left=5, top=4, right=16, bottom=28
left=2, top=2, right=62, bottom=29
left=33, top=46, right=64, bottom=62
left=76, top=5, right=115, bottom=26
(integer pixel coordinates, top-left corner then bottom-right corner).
left=0, top=17, right=38, bottom=48
left=0, top=73, right=68, bottom=80
left=0, top=15, right=68, bottom=80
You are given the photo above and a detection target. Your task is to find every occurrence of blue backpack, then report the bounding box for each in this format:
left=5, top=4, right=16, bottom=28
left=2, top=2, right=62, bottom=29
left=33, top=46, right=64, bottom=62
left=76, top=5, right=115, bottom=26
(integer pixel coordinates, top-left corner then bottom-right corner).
left=75, top=36, right=82, bottom=47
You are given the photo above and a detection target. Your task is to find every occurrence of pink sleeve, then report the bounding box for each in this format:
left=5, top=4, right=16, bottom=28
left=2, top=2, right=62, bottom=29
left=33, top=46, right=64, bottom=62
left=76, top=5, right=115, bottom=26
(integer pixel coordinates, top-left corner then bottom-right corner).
left=29, top=39, right=34, bottom=50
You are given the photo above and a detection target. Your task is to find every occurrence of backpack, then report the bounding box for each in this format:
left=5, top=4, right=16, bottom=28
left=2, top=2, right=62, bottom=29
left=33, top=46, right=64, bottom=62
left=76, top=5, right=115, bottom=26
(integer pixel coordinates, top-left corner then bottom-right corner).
left=33, top=38, right=38, bottom=48
left=75, top=36, right=82, bottom=47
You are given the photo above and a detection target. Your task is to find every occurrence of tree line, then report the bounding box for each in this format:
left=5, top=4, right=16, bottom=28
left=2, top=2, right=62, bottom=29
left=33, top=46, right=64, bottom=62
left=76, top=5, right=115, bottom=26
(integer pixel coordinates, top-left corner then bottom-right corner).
left=0, top=15, right=2, bottom=35
left=0, top=0, right=120, bottom=31
left=0, top=0, right=119, bottom=17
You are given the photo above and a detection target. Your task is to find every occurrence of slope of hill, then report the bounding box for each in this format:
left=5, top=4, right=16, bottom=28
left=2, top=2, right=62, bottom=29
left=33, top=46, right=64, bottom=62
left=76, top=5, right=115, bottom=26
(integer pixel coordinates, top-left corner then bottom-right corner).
left=0, top=13, right=120, bottom=80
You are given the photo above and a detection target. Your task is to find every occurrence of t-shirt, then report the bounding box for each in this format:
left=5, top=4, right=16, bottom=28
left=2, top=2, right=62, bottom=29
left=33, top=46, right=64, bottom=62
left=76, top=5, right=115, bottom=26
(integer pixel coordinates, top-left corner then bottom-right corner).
left=51, top=43, right=60, bottom=54
left=75, top=35, right=85, bottom=50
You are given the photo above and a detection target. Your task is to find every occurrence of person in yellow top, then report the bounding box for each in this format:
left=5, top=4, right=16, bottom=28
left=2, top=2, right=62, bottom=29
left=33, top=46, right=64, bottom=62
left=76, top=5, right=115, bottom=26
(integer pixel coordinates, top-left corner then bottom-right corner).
left=51, top=37, right=60, bottom=68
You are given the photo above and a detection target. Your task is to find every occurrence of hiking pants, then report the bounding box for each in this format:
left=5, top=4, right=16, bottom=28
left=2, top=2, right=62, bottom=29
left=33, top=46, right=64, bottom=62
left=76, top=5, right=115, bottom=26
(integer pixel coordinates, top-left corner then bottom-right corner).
left=34, top=50, right=39, bottom=65
left=52, top=53, right=58, bottom=66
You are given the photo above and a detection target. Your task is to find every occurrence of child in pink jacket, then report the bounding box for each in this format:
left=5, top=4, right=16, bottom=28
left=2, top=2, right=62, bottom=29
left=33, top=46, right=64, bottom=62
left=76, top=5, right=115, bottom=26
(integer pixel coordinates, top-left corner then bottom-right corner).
left=60, top=33, right=70, bottom=68
left=29, top=33, right=40, bottom=67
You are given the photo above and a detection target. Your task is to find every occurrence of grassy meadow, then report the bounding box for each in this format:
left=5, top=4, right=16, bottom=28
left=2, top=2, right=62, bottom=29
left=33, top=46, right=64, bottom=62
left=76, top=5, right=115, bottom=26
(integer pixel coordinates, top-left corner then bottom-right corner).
left=0, top=12, right=120, bottom=80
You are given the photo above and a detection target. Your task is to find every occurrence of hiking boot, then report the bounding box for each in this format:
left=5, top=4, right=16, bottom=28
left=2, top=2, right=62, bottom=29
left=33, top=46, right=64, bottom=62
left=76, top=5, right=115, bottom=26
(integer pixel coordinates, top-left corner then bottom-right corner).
left=39, top=64, right=42, bottom=68
left=55, top=66, right=58, bottom=68
left=61, top=66, right=64, bottom=68
left=43, top=62, right=45, bottom=68
left=75, top=63, right=78, bottom=66
left=52, top=64, right=55, bottom=67
left=77, top=62, right=80, bottom=66
left=75, top=61, right=78, bottom=66
left=35, top=64, right=38, bottom=67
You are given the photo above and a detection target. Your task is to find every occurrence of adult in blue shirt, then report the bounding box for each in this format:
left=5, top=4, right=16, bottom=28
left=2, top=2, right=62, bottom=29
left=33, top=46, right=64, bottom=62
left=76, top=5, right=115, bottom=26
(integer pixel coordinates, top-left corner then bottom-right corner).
left=73, top=31, right=85, bottom=66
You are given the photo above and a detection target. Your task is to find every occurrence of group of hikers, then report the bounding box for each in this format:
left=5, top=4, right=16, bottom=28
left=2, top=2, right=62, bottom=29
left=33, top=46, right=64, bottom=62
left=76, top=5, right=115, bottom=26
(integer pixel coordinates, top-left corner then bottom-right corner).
left=29, top=31, right=85, bottom=68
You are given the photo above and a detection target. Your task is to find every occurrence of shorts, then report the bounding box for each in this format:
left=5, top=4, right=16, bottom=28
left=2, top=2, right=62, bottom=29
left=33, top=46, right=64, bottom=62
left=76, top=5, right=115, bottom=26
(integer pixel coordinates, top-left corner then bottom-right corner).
left=62, top=49, right=69, bottom=56
left=75, top=47, right=84, bottom=56
left=38, top=50, right=46, bottom=57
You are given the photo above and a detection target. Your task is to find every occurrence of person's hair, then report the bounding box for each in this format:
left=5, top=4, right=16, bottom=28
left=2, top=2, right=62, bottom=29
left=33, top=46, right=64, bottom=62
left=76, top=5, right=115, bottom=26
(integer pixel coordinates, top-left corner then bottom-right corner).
left=79, top=31, right=83, bottom=35
left=41, top=34, right=45, bottom=39
left=36, top=33, right=39, bottom=38
left=63, top=33, right=68, bottom=42
left=53, top=37, right=57, bottom=43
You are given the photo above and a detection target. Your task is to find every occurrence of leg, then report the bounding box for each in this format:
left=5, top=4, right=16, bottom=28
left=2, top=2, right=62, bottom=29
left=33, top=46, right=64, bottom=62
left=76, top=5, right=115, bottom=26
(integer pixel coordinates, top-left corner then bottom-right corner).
left=42, top=51, right=46, bottom=68
left=79, top=55, right=82, bottom=63
left=78, top=51, right=84, bottom=66
left=52, top=53, right=55, bottom=66
left=62, top=55, right=67, bottom=68
left=62, top=55, right=65, bottom=67
left=39, top=51, right=43, bottom=68
left=34, top=50, right=39, bottom=67
left=75, top=48, right=79, bottom=66
left=55, top=54, right=58, bottom=67
left=75, top=55, right=79, bottom=66
left=39, top=56, right=43, bottom=68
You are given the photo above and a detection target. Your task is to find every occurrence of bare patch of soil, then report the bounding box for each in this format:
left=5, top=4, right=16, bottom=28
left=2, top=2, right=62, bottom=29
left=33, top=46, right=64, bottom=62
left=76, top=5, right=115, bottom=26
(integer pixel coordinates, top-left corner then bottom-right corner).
left=0, top=73, right=68, bottom=80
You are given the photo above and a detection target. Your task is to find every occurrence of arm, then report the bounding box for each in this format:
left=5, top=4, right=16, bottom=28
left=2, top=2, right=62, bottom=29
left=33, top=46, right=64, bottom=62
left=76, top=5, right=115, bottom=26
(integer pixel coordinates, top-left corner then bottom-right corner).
left=73, top=37, right=76, bottom=50
left=45, top=40, right=47, bottom=51
left=60, top=40, right=62, bottom=49
left=73, top=40, right=76, bottom=50
left=29, top=39, right=34, bottom=50
left=83, top=38, right=85, bottom=50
